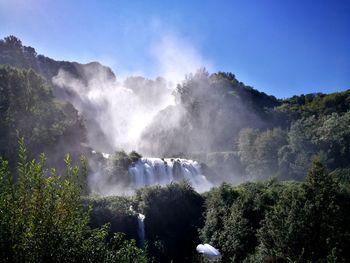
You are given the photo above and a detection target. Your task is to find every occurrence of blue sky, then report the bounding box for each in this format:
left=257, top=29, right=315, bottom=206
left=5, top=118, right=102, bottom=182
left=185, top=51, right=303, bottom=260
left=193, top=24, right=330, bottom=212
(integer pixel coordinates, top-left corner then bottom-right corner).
left=0, top=0, right=349, bottom=98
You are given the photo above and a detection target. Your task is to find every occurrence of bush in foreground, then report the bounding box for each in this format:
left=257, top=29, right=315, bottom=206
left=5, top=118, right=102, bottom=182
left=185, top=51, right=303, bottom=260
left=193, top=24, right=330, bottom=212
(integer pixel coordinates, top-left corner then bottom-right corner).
left=0, top=139, right=147, bottom=263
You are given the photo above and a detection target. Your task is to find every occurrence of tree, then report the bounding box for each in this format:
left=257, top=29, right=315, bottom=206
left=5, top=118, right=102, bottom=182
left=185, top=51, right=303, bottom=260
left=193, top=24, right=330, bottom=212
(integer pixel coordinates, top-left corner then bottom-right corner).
left=257, top=183, right=307, bottom=262
left=256, top=161, right=343, bottom=262
left=0, top=140, right=147, bottom=263
left=302, top=160, right=339, bottom=261
left=135, top=182, right=205, bottom=263
left=279, top=112, right=350, bottom=179
left=0, top=65, right=86, bottom=171
left=200, top=181, right=280, bottom=262
left=238, top=128, right=287, bottom=180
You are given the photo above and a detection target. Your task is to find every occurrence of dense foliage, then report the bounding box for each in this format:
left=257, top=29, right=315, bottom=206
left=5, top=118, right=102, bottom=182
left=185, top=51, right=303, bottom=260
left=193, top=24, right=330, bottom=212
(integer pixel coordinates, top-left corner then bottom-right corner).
left=85, top=196, right=139, bottom=242
left=141, top=69, right=282, bottom=155
left=0, top=65, right=86, bottom=172
left=2, top=35, right=349, bottom=183
left=0, top=35, right=116, bottom=87
left=238, top=111, right=350, bottom=181
left=88, top=150, right=143, bottom=194
left=200, top=162, right=350, bottom=262
left=1, top=35, right=350, bottom=263
left=141, top=67, right=350, bottom=182
left=0, top=35, right=116, bottom=153
left=107, top=151, right=142, bottom=185
left=276, top=90, right=350, bottom=120
left=83, top=182, right=206, bottom=263
left=135, top=182, right=205, bottom=263
left=0, top=140, right=147, bottom=263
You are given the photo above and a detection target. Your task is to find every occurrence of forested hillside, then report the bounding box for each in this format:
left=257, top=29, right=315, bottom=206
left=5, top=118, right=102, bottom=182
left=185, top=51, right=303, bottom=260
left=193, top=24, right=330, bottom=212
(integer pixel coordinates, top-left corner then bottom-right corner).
left=0, top=35, right=350, bottom=262
left=141, top=68, right=350, bottom=183
left=1, top=35, right=349, bottom=190
left=140, top=69, right=283, bottom=155
left=0, top=36, right=116, bottom=87
left=0, top=65, right=86, bottom=172
left=2, top=35, right=349, bottom=182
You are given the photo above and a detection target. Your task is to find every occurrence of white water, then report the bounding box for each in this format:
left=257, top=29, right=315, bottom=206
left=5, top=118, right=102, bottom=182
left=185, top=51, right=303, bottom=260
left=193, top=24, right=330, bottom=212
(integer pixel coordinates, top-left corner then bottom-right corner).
left=137, top=213, right=146, bottom=248
left=128, top=158, right=212, bottom=192
left=196, top=244, right=221, bottom=260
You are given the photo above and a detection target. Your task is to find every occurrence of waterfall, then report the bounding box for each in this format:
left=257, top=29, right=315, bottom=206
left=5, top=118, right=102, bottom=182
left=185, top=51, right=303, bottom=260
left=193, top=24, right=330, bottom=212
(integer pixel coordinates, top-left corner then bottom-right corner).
left=128, top=158, right=212, bottom=192
left=137, top=213, right=145, bottom=248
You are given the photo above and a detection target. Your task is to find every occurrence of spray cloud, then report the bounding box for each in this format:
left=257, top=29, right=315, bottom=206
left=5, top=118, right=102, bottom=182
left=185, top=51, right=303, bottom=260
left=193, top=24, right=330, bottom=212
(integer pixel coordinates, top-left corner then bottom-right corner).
left=52, top=33, right=210, bottom=154
left=51, top=32, right=215, bottom=195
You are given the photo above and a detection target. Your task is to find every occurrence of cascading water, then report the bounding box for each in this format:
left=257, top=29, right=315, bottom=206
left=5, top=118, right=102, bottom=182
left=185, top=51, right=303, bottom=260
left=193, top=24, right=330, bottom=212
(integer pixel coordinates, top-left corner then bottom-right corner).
left=128, top=158, right=212, bottom=192
left=137, top=213, right=145, bottom=248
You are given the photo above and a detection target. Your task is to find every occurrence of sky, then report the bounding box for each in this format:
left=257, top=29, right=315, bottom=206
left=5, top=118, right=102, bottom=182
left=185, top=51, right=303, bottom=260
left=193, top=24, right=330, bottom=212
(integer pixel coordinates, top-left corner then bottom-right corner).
left=0, top=0, right=349, bottom=98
